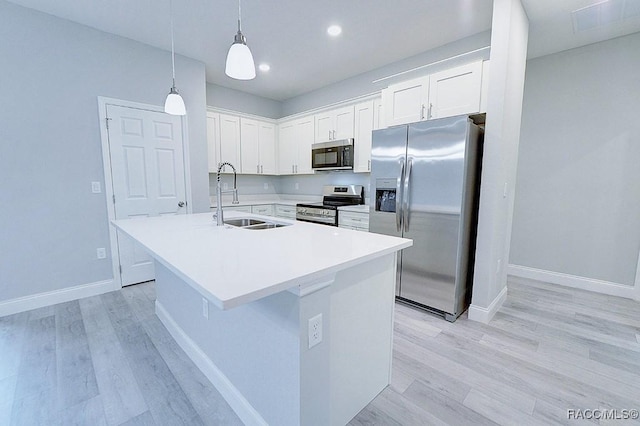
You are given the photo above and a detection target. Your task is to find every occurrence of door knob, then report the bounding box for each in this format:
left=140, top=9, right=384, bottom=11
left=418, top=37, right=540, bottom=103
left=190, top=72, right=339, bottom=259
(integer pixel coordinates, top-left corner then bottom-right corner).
left=178, top=201, right=185, bottom=207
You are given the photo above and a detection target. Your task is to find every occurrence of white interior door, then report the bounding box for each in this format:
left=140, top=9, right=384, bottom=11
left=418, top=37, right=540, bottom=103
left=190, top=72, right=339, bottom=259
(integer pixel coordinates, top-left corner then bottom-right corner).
left=107, top=105, right=187, bottom=286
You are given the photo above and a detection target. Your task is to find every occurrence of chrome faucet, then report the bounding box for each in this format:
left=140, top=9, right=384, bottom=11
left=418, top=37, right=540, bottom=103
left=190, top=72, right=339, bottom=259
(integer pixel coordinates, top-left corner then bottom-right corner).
left=215, top=162, right=239, bottom=226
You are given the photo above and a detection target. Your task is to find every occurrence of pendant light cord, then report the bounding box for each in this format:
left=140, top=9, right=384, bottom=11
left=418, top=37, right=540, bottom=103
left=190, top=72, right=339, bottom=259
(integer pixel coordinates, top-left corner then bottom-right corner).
left=238, top=0, right=242, bottom=32
left=170, top=0, right=176, bottom=88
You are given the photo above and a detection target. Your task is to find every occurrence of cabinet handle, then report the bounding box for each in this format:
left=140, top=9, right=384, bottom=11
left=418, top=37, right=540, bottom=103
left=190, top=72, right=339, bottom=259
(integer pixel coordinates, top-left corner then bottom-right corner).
left=368, top=159, right=371, bottom=171
left=261, top=165, right=263, bottom=174
left=428, top=103, right=433, bottom=119
left=257, top=165, right=260, bottom=174
left=292, top=165, right=295, bottom=174
left=295, top=165, right=298, bottom=173
left=333, top=130, right=336, bottom=140
left=420, top=104, right=425, bottom=120
left=329, top=130, right=332, bottom=140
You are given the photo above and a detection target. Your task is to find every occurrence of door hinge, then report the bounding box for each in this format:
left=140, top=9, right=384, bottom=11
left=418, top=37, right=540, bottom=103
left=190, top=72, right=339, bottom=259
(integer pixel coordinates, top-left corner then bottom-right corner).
left=118, top=265, right=122, bottom=274
left=112, top=194, right=116, bottom=204
left=105, top=117, right=112, bottom=129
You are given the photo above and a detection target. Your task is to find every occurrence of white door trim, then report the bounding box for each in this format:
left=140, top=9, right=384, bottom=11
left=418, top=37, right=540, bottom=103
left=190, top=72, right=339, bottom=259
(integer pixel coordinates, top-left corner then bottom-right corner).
left=97, top=96, right=192, bottom=290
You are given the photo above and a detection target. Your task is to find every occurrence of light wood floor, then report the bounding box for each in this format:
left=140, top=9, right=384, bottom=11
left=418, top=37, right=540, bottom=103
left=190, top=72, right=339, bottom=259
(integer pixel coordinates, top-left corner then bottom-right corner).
left=1, top=277, right=639, bottom=425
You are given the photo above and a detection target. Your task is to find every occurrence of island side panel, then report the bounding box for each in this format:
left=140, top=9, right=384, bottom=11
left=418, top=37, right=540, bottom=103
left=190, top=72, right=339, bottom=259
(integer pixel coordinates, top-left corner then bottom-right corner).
left=154, top=261, right=302, bottom=426
left=328, top=253, right=397, bottom=426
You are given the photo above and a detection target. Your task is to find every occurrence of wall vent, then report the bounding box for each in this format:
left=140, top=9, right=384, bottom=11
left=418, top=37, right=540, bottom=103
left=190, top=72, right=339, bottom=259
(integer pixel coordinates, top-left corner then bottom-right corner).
left=572, top=0, right=640, bottom=33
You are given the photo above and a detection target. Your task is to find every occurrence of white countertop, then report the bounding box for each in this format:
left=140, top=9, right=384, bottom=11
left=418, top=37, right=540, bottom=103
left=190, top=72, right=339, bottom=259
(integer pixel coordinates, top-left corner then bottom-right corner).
left=112, top=212, right=410, bottom=310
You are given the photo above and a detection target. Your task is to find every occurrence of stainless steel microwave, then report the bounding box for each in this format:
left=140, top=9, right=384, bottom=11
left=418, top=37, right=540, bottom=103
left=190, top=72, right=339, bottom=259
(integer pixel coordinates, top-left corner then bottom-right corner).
left=311, top=139, right=354, bottom=170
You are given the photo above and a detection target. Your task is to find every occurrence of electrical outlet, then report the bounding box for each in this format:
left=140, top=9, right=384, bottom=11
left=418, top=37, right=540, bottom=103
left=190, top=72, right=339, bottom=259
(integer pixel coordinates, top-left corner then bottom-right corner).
left=295, top=182, right=299, bottom=190
left=202, top=297, right=209, bottom=319
left=308, top=314, right=323, bottom=349
left=91, top=181, right=101, bottom=193
left=96, top=248, right=106, bottom=259
left=263, top=182, right=269, bottom=190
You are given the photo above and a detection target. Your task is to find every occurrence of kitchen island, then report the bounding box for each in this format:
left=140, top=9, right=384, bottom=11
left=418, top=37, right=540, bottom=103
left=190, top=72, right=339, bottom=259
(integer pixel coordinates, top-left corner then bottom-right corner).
left=113, top=212, right=411, bottom=426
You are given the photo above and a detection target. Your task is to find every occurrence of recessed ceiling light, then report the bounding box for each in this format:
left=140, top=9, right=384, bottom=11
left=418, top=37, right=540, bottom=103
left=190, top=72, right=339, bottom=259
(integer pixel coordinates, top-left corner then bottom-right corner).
left=327, top=25, right=342, bottom=37
left=259, top=63, right=270, bottom=72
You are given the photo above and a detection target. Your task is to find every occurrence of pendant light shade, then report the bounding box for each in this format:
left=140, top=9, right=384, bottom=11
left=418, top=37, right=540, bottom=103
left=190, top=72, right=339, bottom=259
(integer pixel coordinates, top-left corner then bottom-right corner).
left=164, top=87, right=186, bottom=115
left=164, top=0, right=186, bottom=115
left=225, top=0, right=255, bottom=80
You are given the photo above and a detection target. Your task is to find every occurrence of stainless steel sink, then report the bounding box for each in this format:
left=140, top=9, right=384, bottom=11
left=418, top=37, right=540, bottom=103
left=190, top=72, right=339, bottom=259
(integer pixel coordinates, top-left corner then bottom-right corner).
left=224, top=218, right=266, bottom=227
left=243, top=223, right=287, bottom=230
left=223, top=217, right=290, bottom=230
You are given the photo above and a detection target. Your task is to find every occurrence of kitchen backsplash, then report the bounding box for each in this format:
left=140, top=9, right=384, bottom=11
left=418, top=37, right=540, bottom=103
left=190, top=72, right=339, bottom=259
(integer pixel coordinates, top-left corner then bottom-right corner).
left=209, top=172, right=370, bottom=199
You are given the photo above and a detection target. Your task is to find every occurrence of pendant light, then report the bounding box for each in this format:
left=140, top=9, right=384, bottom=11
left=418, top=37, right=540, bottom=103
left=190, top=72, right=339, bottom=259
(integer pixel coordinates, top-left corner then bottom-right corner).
left=225, top=0, right=256, bottom=80
left=164, top=0, right=186, bottom=115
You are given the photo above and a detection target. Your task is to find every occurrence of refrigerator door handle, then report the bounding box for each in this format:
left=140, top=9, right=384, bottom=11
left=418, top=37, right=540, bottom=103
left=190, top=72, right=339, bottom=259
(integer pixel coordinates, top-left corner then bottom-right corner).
left=396, top=159, right=405, bottom=232
left=403, top=158, right=412, bottom=231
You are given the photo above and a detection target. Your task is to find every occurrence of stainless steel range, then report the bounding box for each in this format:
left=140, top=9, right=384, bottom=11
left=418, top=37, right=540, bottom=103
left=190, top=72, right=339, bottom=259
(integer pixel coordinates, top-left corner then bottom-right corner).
left=296, top=185, right=364, bottom=226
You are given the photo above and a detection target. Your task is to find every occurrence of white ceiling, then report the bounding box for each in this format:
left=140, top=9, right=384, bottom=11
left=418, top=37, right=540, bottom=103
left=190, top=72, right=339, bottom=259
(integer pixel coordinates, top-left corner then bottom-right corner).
left=6, top=0, right=640, bottom=101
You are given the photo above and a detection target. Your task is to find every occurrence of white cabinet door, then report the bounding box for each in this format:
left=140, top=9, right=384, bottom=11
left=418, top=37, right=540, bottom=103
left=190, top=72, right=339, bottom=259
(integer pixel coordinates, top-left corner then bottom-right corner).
left=240, top=118, right=260, bottom=174
left=382, top=76, right=429, bottom=126
left=278, top=121, right=297, bottom=175
left=428, top=61, right=483, bottom=119
left=315, top=112, right=334, bottom=142
left=296, top=116, right=315, bottom=174
left=314, top=106, right=354, bottom=142
left=353, top=100, right=374, bottom=173
left=373, top=97, right=384, bottom=130
left=206, top=112, right=220, bottom=173
left=251, top=204, right=275, bottom=216
left=333, top=105, right=355, bottom=140
left=259, top=122, right=277, bottom=175
left=219, top=114, right=241, bottom=171
left=275, top=204, right=296, bottom=219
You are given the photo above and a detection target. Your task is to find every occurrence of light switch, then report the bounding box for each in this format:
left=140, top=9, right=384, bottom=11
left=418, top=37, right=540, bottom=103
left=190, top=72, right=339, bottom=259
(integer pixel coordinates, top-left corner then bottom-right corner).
left=91, top=181, right=102, bottom=193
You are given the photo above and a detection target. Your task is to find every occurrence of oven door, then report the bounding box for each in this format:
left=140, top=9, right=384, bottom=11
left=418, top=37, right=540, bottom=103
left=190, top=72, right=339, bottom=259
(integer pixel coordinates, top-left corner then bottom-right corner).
left=296, top=206, right=338, bottom=226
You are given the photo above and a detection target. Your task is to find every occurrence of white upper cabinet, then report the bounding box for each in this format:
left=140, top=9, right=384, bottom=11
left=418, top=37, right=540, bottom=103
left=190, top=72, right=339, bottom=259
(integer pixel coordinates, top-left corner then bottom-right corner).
left=206, top=112, right=220, bottom=173
left=382, top=60, right=485, bottom=126
left=314, top=106, right=354, bottom=142
left=373, top=97, right=384, bottom=130
left=428, top=61, right=483, bottom=119
left=278, top=116, right=314, bottom=175
left=258, top=122, right=277, bottom=175
left=240, top=118, right=276, bottom=174
left=353, top=100, right=375, bottom=173
left=382, top=76, right=430, bottom=126
left=278, top=121, right=297, bottom=175
left=296, top=116, right=314, bottom=174
left=218, top=114, right=241, bottom=172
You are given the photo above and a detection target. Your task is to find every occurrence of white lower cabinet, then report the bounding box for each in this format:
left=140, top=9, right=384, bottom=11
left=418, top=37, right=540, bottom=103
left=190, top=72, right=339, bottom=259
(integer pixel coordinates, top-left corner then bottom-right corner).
left=222, top=205, right=252, bottom=214
left=338, top=211, right=369, bottom=232
left=275, top=204, right=296, bottom=219
left=251, top=204, right=275, bottom=216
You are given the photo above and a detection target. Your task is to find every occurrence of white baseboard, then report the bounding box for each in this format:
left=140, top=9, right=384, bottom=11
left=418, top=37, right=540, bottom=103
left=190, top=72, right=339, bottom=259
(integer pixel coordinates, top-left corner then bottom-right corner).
left=468, top=286, right=508, bottom=324
left=0, top=279, right=115, bottom=317
left=155, top=301, right=267, bottom=426
left=507, top=264, right=636, bottom=300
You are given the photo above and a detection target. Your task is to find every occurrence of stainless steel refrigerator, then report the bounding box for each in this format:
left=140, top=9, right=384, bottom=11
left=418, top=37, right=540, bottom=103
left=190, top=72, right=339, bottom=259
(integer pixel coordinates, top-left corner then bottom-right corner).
left=370, top=114, right=483, bottom=321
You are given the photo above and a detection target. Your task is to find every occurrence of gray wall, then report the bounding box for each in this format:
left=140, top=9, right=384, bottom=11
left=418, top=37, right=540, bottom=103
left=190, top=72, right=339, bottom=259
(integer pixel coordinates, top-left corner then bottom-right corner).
left=281, top=31, right=492, bottom=117
left=0, top=1, right=208, bottom=302
left=206, top=83, right=282, bottom=119
left=278, top=173, right=370, bottom=199
left=510, top=32, right=640, bottom=286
